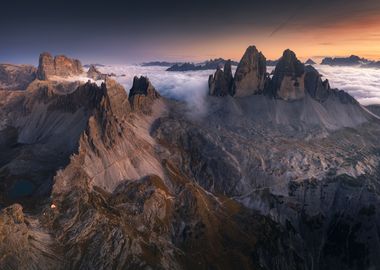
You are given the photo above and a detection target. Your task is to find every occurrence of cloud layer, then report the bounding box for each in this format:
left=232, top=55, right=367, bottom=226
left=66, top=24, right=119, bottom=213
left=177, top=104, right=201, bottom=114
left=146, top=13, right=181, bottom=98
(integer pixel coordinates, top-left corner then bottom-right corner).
left=100, top=65, right=213, bottom=115
left=314, top=65, right=380, bottom=105
left=100, top=64, right=380, bottom=108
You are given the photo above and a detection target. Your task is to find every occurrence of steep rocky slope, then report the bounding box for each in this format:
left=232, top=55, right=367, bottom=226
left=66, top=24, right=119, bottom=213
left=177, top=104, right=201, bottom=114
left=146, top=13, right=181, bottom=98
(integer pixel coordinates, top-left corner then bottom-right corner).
left=232, top=46, right=267, bottom=96
left=0, top=64, right=37, bottom=90
left=0, top=62, right=300, bottom=269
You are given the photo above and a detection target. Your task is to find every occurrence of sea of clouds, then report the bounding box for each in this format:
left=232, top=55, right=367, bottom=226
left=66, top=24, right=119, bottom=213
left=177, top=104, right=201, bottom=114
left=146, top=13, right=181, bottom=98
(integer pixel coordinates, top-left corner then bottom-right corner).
left=99, top=64, right=380, bottom=107
left=99, top=65, right=212, bottom=114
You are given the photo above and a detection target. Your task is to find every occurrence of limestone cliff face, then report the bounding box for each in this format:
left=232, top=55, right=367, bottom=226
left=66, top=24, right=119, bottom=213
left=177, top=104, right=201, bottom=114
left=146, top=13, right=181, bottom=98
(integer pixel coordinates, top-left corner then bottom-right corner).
left=232, top=46, right=266, bottom=97
left=208, top=60, right=233, bottom=96
left=271, top=49, right=306, bottom=100
left=304, top=65, right=330, bottom=102
left=37, top=52, right=83, bottom=80
left=0, top=64, right=36, bottom=90
left=207, top=45, right=360, bottom=106
left=128, top=76, right=160, bottom=114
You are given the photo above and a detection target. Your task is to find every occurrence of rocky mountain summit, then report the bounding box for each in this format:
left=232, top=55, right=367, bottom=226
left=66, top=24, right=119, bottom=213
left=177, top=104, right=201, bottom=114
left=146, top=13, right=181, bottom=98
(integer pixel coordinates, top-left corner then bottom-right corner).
left=37, top=52, right=83, bottom=80
left=208, top=60, right=233, bottom=96
left=305, top=58, right=316, bottom=65
left=0, top=53, right=105, bottom=92
left=129, top=76, right=160, bottom=113
left=271, top=49, right=306, bottom=100
left=87, top=64, right=107, bottom=80
left=1, top=49, right=380, bottom=270
left=209, top=46, right=359, bottom=104
left=231, top=46, right=267, bottom=97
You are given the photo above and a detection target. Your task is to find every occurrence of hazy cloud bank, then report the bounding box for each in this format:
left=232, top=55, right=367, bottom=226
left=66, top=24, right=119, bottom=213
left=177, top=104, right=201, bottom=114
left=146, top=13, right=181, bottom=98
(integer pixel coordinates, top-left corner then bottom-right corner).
left=100, top=64, right=380, bottom=108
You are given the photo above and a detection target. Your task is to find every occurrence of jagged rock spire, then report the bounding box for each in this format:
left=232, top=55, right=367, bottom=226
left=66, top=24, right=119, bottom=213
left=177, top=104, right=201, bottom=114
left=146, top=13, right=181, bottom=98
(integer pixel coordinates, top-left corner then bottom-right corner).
left=232, top=45, right=266, bottom=97
left=128, top=76, right=160, bottom=114
left=208, top=60, right=233, bottom=96
left=271, top=49, right=305, bottom=100
left=87, top=65, right=107, bottom=80
left=304, top=65, right=330, bottom=102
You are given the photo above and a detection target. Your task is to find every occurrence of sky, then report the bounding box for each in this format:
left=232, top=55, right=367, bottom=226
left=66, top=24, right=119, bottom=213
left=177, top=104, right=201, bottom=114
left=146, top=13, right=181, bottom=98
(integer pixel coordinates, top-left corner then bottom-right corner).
left=2, top=0, right=380, bottom=64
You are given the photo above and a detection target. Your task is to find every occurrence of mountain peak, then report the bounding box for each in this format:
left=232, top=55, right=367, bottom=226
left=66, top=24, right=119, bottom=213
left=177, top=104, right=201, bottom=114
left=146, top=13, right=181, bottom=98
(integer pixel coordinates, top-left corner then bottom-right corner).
left=128, top=76, right=160, bottom=114
left=87, top=64, right=107, bottom=80
left=208, top=60, right=234, bottom=96
left=271, top=49, right=305, bottom=100
left=37, top=52, right=83, bottom=80
left=232, top=45, right=267, bottom=97
left=305, top=58, right=316, bottom=65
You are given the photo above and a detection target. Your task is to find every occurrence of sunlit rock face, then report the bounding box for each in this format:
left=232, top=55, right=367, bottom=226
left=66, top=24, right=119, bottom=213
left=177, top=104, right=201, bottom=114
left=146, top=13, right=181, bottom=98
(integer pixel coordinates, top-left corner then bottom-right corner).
left=37, top=52, right=83, bottom=80
left=271, top=49, right=306, bottom=101
left=208, top=60, right=233, bottom=96
left=232, top=45, right=267, bottom=97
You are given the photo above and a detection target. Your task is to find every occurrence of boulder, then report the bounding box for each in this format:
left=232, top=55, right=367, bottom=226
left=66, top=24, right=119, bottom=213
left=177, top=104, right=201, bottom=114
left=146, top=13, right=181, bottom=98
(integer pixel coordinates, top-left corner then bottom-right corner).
left=232, top=45, right=266, bottom=97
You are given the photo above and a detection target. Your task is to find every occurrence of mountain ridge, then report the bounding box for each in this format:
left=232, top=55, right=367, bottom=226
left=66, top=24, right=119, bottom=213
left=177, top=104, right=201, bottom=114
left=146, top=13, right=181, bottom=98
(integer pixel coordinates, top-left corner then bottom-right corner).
left=0, top=47, right=380, bottom=269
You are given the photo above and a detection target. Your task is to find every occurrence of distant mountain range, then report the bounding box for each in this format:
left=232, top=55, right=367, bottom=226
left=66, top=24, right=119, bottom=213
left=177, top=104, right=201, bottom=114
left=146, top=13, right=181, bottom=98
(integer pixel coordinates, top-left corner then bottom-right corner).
left=321, top=55, right=380, bottom=68
left=83, top=63, right=106, bottom=68
left=267, top=58, right=316, bottom=66
left=166, top=58, right=239, bottom=71
left=141, top=61, right=181, bottom=67
left=266, top=59, right=279, bottom=66
left=144, top=58, right=287, bottom=69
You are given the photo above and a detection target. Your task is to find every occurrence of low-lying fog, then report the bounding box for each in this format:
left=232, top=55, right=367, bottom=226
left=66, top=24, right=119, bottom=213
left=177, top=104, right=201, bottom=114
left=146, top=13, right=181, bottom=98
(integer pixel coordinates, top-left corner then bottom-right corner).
left=99, top=64, right=380, bottom=108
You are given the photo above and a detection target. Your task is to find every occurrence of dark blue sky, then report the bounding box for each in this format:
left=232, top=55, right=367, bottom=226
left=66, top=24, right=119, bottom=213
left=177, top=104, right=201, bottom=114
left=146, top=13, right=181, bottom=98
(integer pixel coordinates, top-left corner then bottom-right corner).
left=2, top=0, right=380, bottom=64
